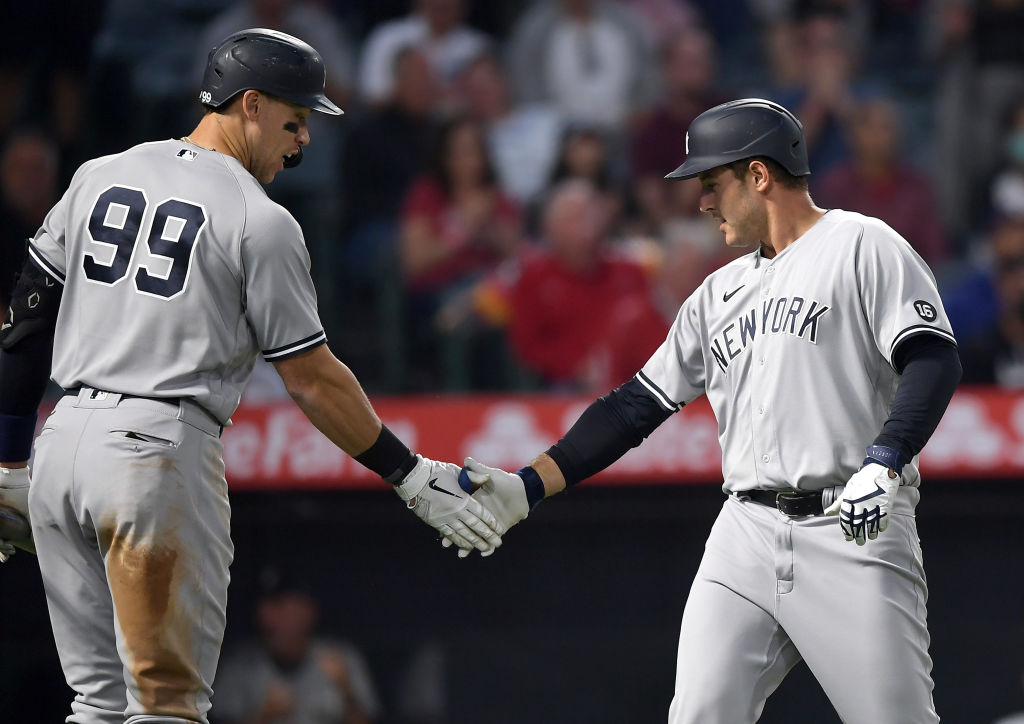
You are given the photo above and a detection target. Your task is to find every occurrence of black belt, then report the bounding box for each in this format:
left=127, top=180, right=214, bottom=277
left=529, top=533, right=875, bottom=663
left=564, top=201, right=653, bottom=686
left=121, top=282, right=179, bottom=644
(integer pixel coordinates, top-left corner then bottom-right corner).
left=743, top=489, right=825, bottom=517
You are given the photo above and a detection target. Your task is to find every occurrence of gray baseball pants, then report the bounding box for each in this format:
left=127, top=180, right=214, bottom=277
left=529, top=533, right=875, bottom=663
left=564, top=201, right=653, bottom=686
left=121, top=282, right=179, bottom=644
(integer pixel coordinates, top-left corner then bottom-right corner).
left=668, top=489, right=938, bottom=723
left=29, top=389, right=232, bottom=724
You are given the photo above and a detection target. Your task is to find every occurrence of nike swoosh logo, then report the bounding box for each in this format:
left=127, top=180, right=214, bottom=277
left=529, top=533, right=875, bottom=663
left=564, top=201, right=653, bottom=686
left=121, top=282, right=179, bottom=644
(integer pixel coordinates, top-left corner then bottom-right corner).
left=847, top=483, right=886, bottom=504
left=723, top=285, right=745, bottom=302
left=427, top=478, right=461, bottom=498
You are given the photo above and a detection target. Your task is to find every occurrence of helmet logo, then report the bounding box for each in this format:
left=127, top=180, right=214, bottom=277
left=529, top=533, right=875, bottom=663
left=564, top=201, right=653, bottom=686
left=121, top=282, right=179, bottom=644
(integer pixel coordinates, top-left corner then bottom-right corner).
left=199, top=91, right=212, bottom=104
left=685, top=132, right=689, bottom=155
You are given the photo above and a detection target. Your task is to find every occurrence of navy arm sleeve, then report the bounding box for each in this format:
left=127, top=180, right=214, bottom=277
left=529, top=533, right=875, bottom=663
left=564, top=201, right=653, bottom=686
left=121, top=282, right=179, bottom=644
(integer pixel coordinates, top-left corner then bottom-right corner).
left=545, top=377, right=675, bottom=487
left=871, top=334, right=962, bottom=460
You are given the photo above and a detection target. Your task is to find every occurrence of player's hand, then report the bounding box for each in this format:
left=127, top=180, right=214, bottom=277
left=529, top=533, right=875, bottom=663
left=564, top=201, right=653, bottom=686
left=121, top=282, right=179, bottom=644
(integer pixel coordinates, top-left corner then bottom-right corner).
left=440, top=457, right=533, bottom=558
left=824, top=463, right=901, bottom=545
left=0, top=466, right=33, bottom=563
left=394, top=455, right=502, bottom=557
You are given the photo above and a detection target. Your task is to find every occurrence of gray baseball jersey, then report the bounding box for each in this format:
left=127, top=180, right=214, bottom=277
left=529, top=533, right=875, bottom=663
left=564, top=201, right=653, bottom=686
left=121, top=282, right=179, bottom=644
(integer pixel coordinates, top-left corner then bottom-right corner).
left=639, top=210, right=951, bottom=723
left=29, top=139, right=325, bottom=422
left=26, top=139, right=326, bottom=723
left=638, top=209, right=955, bottom=493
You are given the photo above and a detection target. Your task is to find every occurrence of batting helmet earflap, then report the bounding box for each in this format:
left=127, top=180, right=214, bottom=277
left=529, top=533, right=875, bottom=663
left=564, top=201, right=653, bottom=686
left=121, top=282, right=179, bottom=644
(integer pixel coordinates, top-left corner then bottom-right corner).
left=665, top=98, right=809, bottom=180
left=199, top=28, right=343, bottom=116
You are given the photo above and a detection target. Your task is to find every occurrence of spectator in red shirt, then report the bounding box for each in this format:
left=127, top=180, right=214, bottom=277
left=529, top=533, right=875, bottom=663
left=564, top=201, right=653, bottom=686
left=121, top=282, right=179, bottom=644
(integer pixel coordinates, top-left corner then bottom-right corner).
left=399, top=113, right=523, bottom=389
left=815, top=95, right=950, bottom=266
left=585, top=218, right=725, bottom=392
left=509, top=180, right=650, bottom=389
left=400, top=113, right=523, bottom=294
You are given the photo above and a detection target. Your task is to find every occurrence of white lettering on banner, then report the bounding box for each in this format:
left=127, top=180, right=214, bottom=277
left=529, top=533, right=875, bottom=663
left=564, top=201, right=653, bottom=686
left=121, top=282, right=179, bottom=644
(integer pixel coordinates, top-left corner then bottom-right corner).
left=464, top=403, right=556, bottom=470
left=222, top=422, right=263, bottom=479
left=922, top=396, right=1006, bottom=465
left=222, top=409, right=421, bottom=483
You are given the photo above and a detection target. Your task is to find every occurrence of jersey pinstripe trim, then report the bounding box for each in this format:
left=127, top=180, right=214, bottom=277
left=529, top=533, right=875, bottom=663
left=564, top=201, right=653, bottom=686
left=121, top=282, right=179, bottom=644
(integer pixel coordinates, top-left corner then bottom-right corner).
left=889, top=325, right=956, bottom=364
left=28, top=245, right=66, bottom=285
left=636, top=370, right=683, bottom=412
left=262, top=331, right=327, bottom=360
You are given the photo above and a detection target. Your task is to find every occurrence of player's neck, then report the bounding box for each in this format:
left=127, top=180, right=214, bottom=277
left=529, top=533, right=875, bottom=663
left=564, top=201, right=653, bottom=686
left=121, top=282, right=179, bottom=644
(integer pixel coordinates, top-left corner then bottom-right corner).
left=761, top=196, right=827, bottom=257
left=184, top=114, right=250, bottom=170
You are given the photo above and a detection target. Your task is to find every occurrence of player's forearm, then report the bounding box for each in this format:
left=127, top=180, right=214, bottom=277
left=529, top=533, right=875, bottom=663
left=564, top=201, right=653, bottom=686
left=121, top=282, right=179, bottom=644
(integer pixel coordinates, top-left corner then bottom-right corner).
left=280, top=348, right=383, bottom=457
left=275, top=345, right=419, bottom=483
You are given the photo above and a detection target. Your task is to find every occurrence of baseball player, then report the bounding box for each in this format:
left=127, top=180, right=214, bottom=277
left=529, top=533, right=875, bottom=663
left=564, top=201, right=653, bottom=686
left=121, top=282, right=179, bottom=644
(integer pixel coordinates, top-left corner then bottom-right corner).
left=0, top=28, right=501, bottom=724
left=458, top=99, right=962, bottom=723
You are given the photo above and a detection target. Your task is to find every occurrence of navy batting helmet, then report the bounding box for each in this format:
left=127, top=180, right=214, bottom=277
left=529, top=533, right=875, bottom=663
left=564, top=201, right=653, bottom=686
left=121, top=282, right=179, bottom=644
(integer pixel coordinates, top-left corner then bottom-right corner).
left=665, top=98, right=809, bottom=180
left=199, top=28, right=342, bottom=116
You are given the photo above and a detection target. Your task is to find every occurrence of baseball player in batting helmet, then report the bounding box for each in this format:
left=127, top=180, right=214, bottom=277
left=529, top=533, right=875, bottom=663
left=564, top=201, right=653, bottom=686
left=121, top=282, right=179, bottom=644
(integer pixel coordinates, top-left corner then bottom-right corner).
left=455, top=98, right=961, bottom=724
left=0, top=27, right=502, bottom=723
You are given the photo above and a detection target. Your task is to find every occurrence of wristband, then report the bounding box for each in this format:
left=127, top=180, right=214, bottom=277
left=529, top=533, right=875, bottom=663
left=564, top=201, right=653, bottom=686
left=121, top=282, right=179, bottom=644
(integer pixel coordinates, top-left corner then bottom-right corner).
left=863, top=444, right=906, bottom=476
left=353, top=424, right=417, bottom=484
left=517, top=466, right=546, bottom=509
left=0, top=412, right=36, bottom=462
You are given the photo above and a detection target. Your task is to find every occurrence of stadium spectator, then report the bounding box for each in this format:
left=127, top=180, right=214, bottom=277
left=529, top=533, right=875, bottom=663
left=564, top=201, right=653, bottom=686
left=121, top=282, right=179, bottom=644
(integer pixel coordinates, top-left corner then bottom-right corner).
left=548, top=122, right=630, bottom=236
left=341, top=46, right=439, bottom=272
left=629, top=26, right=724, bottom=235
left=815, top=95, right=950, bottom=266
left=958, top=217, right=1024, bottom=387
left=508, top=180, right=649, bottom=389
left=0, top=130, right=60, bottom=254
left=456, top=52, right=564, bottom=206
left=358, top=0, right=488, bottom=106
left=83, top=0, right=228, bottom=158
left=760, top=6, right=867, bottom=177
left=616, top=0, right=701, bottom=51
left=506, top=0, right=657, bottom=132
left=0, top=129, right=60, bottom=320
left=929, top=0, right=1024, bottom=240
left=399, top=114, right=523, bottom=388
left=213, top=567, right=381, bottom=724
left=990, top=96, right=1024, bottom=221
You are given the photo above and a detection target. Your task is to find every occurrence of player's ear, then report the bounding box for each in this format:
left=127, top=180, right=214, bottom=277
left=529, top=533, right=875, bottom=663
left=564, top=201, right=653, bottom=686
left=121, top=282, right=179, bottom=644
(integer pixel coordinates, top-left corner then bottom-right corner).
left=749, top=160, right=769, bottom=191
left=241, top=90, right=262, bottom=121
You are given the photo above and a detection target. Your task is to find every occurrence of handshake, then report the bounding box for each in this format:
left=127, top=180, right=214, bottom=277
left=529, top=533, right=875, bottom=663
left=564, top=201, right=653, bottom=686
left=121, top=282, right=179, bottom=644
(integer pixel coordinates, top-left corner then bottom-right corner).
left=394, top=456, right=545, bottom=559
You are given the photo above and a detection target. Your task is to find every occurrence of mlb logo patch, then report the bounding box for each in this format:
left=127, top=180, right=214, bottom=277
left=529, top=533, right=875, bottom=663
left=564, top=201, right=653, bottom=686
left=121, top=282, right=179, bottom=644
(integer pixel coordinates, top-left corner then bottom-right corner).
left=177, top=148, right=198, bottom=161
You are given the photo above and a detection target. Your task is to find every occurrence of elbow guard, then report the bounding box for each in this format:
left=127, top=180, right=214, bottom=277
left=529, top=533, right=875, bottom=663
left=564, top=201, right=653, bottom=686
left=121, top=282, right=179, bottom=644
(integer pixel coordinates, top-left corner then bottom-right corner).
left=0, top=260, right=62, bottom=352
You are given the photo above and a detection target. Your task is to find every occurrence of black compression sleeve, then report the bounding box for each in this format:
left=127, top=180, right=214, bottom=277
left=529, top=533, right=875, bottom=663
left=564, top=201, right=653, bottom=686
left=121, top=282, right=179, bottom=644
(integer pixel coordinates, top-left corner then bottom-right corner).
left=872, top=334, right=962, bottom=460
left=0, top=329, right=53, bottom=416
left=545, top=377, right=675, bottom=486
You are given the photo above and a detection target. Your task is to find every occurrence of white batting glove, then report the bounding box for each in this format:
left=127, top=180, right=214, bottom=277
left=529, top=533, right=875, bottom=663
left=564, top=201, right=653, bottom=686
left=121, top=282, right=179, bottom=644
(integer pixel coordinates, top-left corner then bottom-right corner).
left=0, top=466, right=33, bottom=563
left=825, top=463, right=901, bottom=545
left=441, top=457, right=538, bottom=558
left=394, top=455, right=502, bottom=557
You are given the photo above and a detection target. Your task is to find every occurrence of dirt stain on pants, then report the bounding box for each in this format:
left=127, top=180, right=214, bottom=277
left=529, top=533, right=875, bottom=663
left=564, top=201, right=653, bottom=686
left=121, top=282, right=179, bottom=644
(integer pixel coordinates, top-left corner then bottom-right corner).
left=102, top=526, right=202, bottom=720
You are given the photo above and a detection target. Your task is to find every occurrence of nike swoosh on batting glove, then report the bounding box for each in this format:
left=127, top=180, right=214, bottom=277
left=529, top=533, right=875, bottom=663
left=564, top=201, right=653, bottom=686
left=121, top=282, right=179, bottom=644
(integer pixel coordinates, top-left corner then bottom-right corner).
left=394, top=455, right=502, bottom=557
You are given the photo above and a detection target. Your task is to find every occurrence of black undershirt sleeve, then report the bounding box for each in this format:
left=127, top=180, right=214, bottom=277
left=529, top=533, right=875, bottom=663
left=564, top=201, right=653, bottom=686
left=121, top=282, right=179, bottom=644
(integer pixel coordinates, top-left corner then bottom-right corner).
left=872, top=334, right=962, bottom=461
left=545, top=377, right=675, bottom=487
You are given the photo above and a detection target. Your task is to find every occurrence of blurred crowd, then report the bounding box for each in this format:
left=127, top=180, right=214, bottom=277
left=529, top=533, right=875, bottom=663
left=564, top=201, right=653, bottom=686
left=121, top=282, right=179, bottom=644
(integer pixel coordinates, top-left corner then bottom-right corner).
left=5, top=0, right=1024, bottom=396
